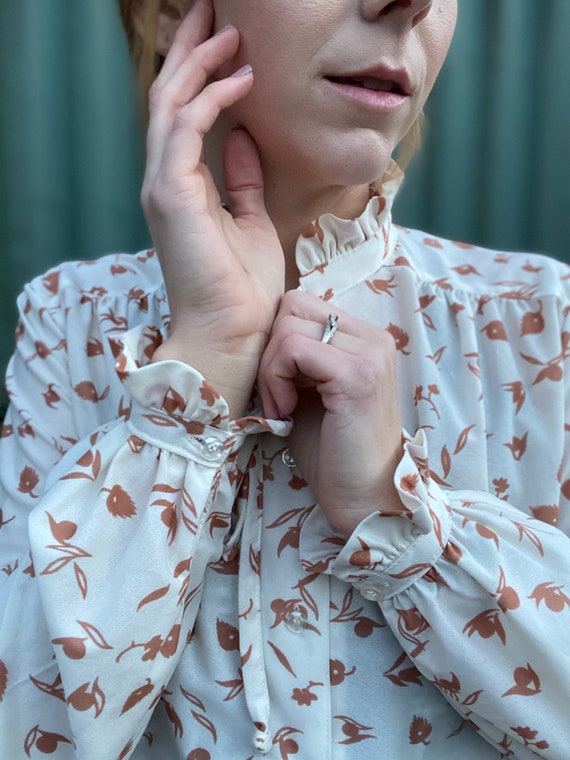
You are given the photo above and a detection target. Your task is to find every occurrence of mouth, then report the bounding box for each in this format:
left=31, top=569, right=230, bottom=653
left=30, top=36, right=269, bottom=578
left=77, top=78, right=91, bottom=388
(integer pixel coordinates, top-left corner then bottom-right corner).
left=326, top=75, right=407, bottom=95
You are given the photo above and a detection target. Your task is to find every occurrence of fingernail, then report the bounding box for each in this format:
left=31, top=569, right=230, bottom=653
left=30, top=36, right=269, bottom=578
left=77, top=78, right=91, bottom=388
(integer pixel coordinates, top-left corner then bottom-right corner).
left=231, top=64, right=253, bottom=78
left=215, top=24, right=235, bottom=36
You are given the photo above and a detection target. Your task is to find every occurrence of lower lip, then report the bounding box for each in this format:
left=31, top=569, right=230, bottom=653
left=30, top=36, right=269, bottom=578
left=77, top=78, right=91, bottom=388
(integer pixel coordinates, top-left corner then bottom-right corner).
left=326, top=79, right=408, bottom=111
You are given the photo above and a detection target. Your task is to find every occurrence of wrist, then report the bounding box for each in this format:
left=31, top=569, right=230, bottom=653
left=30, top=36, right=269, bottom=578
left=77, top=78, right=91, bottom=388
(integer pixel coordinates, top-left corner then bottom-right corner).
left=151, top=333, right=265, bottom=419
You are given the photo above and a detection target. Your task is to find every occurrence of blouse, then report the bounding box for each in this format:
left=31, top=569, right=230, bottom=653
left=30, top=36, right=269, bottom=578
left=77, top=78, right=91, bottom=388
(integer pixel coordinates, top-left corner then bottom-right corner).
left=1, top=174, right=569, bottom=760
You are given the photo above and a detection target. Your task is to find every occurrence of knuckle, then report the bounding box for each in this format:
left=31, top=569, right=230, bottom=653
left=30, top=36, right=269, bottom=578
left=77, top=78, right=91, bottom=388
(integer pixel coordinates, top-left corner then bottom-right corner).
left=279, top=289, right=312, bottom=317
left=141, top=184, right=167, bottom=217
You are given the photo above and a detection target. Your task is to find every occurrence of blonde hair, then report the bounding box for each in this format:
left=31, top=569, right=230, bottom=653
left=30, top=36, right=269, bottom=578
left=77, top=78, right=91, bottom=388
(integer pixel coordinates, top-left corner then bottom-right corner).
left=119, top=0, right=170, bottom=107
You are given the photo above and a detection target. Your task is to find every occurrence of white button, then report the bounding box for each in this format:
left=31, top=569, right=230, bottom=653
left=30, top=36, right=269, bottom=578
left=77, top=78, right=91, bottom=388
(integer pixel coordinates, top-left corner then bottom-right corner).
left=285, top=608, right=307, bottom=633
left=282, top=448, right=296, bottom=468
left=360, top=587, right=380, bottom=601
left=200, top=436, right=225, bottom=462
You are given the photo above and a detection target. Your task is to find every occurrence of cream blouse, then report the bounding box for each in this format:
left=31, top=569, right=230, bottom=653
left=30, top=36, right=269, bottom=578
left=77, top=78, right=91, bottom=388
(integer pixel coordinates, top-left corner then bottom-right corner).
left=1, top=175, right=569, bottom=759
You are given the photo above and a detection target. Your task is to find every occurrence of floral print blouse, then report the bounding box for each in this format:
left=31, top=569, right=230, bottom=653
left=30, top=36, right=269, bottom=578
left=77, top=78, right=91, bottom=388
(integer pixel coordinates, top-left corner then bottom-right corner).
left=1, top=174, right=569, bottom=760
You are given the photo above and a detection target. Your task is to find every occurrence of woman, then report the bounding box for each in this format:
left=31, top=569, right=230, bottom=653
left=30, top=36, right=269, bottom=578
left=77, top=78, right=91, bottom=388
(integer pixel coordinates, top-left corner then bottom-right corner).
left=0, top=0, right=568, bottom=757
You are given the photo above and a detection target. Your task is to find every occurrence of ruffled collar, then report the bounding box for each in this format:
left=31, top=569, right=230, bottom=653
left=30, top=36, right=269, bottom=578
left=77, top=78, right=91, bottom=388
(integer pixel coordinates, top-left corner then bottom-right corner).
left=295, top=162, right=404, bottom=297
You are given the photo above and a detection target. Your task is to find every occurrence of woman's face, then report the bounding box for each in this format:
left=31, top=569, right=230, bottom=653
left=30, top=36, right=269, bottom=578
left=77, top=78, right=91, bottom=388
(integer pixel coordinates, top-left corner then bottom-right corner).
left=197, top=0, right=457, bottom=188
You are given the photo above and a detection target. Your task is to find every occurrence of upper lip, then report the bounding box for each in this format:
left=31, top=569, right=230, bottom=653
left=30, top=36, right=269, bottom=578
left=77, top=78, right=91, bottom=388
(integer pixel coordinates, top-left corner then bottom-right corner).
left=325, top=65, right=413, bottom=96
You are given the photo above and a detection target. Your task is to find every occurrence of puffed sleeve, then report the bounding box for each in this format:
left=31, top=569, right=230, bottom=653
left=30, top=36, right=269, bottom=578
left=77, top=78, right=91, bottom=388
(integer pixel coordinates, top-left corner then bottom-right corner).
left=300, top=423, right=570, bottom=760
left=0, top=274, right=289, bottom=759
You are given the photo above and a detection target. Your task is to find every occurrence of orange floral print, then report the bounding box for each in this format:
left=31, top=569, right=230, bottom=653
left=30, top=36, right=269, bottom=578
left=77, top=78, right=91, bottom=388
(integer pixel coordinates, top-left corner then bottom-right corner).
left=1, top=189, right=570, bottom=759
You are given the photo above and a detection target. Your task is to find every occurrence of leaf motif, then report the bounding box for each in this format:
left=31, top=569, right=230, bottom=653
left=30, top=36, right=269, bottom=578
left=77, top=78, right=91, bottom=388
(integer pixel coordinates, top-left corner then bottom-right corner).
left=0, top=659, right=7, bottom=702
left=215, top=677, right=244, bottom=702
left=390, top=563, right=431, bottom=579
left=453, top=425, right=476, bottom=455
left=180, top=686, right=206, bottom=711
left=249, top=545, right=261, bottom=576
left=60, top=471, right=95, bottom=482
left=241, top=644, right=252, bottom=668
left=41, top=556, right=74, bottom=575
left=461, top=689, right=483, bottom=706
left=136, top=585, right=170, bottom=611
left=207, top=512, right=230, bottom=538
left=267, top=641, right=297, bottom=677
left=191, top=710, right=218, bottom=743
left=294, top=573, right=320, bottom=620
left=430, top=470, right=452, bottom=488
left=142, top=413, right=178, bottom=428
left=77, top=620, right=113, bottom=650
left=519, top=352, right=543, bottom=366
left=533, top=365, right=563, bottom=385
left=265, top=507, right=306, bottom=530
left=514, top=522, right=544, bottom=557
left=120, top=678, right=154, bottom=714
left=29, top=673, right=65, bottom=702
left=441, top=445, right=451, bottom=479
left=74, top=562, right=88, bottom=600
left=152, top=483, right=181, bottom=494
left=91, top=450, right=102, bottom=479
left=164, top=701, right=183, bottom=737
left=24, top=726, right=40, bottom=758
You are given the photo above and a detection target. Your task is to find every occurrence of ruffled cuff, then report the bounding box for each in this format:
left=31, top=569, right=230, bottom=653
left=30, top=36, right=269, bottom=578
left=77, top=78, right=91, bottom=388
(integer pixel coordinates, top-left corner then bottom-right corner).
left=110, top=327, right=292, bottom=460
left=299, top=429, right=452, bottom=601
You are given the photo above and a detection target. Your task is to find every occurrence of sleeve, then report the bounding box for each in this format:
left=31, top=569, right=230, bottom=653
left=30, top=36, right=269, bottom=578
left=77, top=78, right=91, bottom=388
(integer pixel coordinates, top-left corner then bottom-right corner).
left=0, top=277, right=289, bottom=760
left=299, top=426, right=570, bottom=760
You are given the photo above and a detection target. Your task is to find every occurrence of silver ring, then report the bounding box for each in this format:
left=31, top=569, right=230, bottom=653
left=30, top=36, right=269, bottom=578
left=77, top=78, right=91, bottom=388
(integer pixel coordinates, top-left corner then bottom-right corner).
left=321, top=313, right=339, bottom=344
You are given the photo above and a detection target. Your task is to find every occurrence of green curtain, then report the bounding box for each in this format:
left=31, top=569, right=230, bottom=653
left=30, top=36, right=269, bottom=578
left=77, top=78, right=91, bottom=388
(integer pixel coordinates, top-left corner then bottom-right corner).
left=2, top=0, right=570, bottom=404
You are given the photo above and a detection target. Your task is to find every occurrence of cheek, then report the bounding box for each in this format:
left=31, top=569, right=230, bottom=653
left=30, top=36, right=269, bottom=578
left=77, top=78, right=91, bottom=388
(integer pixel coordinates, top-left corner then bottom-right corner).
left=424, top=9, right=457, bottom=86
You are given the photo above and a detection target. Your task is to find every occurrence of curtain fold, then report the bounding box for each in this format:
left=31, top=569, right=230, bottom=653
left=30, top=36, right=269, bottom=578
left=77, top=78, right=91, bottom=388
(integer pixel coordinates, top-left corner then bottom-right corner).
left=1, top=0, right=569, bottom=382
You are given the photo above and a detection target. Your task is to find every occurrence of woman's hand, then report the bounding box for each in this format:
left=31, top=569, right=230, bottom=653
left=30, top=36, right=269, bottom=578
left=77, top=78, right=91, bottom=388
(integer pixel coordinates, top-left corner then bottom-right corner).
left=143, top=0, right=285, bottom=417
left=257, top=291, right=404, bottom=537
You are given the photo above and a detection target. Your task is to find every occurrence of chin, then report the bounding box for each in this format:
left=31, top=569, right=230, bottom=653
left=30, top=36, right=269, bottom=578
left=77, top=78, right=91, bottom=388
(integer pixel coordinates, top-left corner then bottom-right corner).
left=310, top=143, right=396, bottom=189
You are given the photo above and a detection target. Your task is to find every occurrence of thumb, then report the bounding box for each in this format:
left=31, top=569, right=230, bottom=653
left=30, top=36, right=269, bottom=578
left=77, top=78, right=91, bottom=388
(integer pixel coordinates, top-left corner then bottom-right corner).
left=223, top=128, right=269, bottom=224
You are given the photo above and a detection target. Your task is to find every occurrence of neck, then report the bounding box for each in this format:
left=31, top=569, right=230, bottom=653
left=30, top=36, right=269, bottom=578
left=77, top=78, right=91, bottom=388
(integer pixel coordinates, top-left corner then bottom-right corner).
left=205, top=116, right=377, bottom=291
left=262, top=169, right=372, bottom=291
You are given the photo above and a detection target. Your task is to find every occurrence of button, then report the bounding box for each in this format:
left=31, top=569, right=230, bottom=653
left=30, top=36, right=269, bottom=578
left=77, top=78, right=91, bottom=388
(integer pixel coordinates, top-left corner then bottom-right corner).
left=282, top=448, right=296, bottom=468
left=200, top=436, right=225, bottom=462
left=360, top=587, right=380, bottom=601
left=285, top=607, right=307, bottom=633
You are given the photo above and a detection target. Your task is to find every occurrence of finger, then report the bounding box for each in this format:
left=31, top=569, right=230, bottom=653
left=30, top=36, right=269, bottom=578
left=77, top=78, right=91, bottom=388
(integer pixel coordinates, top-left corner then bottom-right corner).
left=145, top=27, right=242, bottom=186
left=260, top=312, right=371, bottom=386
left=259, top=334, right=352, bottom=418
left=274, top=291, right=376, bottom=341
left=223, top=129, right=270, bottom=227
left=156, top=69, right=254, bottom=198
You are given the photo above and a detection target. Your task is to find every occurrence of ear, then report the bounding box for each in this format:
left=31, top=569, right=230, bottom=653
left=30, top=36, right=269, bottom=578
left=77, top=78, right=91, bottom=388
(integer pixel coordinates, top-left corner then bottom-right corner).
left=130, top=0, right=192, bottom=57
left=156, top=1, right=188, bottom=56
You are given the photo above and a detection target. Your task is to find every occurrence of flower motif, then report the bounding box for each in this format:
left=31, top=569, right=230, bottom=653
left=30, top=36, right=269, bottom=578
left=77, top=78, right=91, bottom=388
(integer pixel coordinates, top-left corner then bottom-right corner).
left=17, top=466, right=40, bottom=498
left=409, top=715, right=432, bottom=745
left=291, top=685, right=320, bottom=706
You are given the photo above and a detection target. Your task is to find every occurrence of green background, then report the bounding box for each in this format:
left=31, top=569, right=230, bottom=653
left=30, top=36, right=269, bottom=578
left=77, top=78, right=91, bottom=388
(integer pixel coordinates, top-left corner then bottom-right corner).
left=1, top=1, right=570, bottom=416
